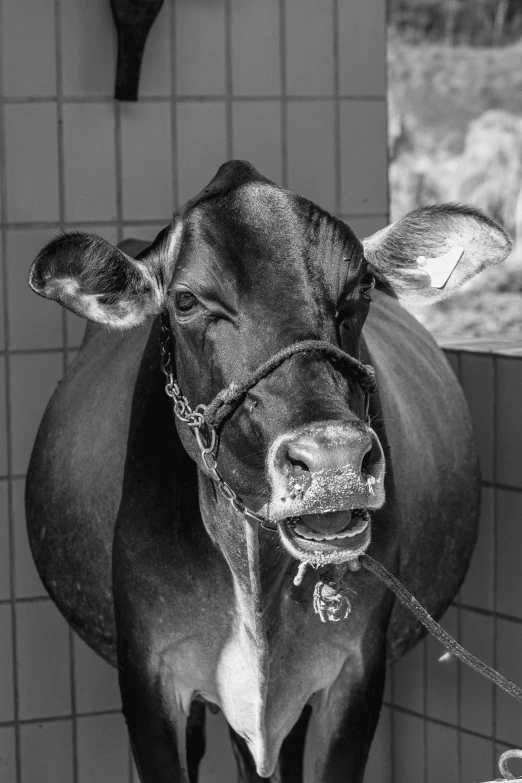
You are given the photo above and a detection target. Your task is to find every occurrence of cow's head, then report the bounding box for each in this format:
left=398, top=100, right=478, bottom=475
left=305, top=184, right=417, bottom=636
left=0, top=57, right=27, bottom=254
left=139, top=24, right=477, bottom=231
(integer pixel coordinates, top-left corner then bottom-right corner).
left=29, top=161, right=511, bottom=567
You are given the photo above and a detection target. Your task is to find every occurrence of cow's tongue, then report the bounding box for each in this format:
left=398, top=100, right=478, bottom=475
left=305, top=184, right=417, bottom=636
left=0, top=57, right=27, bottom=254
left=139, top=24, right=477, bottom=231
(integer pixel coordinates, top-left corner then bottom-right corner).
left=298, top=510, right=352, bottom=536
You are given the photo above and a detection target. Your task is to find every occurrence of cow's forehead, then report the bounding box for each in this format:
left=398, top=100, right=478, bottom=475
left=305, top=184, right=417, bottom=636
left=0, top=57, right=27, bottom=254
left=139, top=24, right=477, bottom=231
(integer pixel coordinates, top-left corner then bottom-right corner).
left=182, top=160, right=362, bottom=261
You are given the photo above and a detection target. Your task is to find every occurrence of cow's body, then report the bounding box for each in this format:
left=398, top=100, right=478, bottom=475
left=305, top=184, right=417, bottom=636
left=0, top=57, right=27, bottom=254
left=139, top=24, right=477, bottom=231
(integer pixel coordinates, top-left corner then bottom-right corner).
left=26, top=161, right=510, bottom=782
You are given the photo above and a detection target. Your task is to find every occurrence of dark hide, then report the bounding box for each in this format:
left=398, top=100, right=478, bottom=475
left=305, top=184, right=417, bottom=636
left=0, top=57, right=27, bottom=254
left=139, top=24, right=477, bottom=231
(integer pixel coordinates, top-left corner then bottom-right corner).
left=26, top=161, right=510, bottom=782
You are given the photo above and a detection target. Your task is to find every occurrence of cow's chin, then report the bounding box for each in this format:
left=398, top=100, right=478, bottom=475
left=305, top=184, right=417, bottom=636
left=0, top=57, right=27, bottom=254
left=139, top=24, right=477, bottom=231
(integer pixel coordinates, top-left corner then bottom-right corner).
left=278, top=509, right=371, bottom=566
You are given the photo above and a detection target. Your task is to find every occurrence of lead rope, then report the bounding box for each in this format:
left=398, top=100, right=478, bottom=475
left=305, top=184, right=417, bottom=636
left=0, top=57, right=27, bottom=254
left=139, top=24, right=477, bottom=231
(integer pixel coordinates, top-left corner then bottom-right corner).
left=355, top=553, right=522, bottom=781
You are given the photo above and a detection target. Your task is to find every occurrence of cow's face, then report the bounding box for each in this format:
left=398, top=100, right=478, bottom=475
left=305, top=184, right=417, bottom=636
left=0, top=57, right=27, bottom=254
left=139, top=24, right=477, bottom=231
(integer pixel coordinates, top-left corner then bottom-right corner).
left=29, top=161, right=511, bottom=565
left=165, top=162, right=385, bottom=563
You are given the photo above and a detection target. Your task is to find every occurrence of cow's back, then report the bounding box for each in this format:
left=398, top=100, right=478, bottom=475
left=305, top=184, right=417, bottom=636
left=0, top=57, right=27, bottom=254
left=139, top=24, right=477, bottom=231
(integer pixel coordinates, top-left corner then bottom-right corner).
left=364, top=291, right=479, bottom=660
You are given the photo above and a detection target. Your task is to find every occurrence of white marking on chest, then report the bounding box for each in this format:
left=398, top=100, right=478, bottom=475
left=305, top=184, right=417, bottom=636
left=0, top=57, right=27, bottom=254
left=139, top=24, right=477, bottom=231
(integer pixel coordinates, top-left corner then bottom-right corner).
left=417, top=246, right=464, bottom=288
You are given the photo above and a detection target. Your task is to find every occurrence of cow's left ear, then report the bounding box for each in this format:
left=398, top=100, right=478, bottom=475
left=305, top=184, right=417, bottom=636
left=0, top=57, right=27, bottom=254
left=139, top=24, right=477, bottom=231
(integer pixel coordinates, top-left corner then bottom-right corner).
left=29, top=232, right=165, bottom=328
left=362, top=204, right=512, bottom=304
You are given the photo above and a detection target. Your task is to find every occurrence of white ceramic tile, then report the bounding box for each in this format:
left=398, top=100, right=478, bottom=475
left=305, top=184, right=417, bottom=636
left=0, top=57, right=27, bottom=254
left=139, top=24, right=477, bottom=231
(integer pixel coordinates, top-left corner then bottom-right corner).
left=63, top=103, right=117, bottom=222
left=393, top=711, right=424, bottom=782
left=77, top=713, right=130, bottom=783
left=120, top=103, right=173, bottom=221
left=74, top=636, right=120, bottom=714
left=338, top=0, right=386, bottom=97
left=497, top=489, right=522, bottom=618
left=138, top=0, right=171, bottom=97
left=13, top=477, right=47, bottom=599
left=0, top=481, right=9, bottom=600
left=287, top=101, right=335, bottom=213
left=392, top=639, right=425, bottom=714
left=496, top=357, right=522, bottom=489
left=16, top=600, right=71, bottom=720
left=231, top=0, right=280, bottom=96
left=61, top=0, right=115, bottom=96
left=0, top=727, right=16, bottom=783
left=2, top=0, right=56, bottom=96
left=460, top=610, right=493, bottom=736
left=460, top=487, right=495, bottom=611
left=9, top=352, right=63, bottom=476
left=0, top=605, right=15, bottom=722
left=6, top=229, right=62, bottom=351
left=285, top=0, right=334, bottom=96
left=176, top=103, right=228, bottom=205
left=20, top=720, right=74, bottom=783
left=426, top=606, right=458, bottom=724
left=460, top=352, right=494, bottom=482
left=175, top=0, right=226, bottom=95
left=5, top=105, right=59, bottom=223
left=232, top=102, right=282, bottom=185
left=0, top=359, right=7, bottom=476
left=340, top=100, right=388, bottom=215
left=426, top=723, right=458, bottom=783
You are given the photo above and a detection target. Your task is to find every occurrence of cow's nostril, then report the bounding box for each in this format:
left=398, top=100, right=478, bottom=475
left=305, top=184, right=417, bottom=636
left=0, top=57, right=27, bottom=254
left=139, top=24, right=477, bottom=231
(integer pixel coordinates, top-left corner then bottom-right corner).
left=287, top=455, right=310, bottom=473
left=361, top=446, right=372, bottom=473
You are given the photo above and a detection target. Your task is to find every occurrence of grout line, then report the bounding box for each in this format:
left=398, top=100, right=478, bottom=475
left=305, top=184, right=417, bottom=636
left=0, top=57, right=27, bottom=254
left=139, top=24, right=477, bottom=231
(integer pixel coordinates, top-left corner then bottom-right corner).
left=0, top=595, right=52, bottom=606
left=0, top=708, right=123, bottom=730
left=1, top=93, right=387, bottom=105
left=332, top=0, right=341, bottom=219
left=54, top=3, right=79, bottom=780
left=423, top=636, right=428, bottom=783
left=170, top=0, right=179, bottom=212
left=455, top=351, right=463, bottom=782
left=0, top=0, right=22, bottom=777
left=279, top=0, right=288, bottom=189
left=1, top=219, right=171, bottom=230
left=381, top=702, right=519, bottom=747
left=224, top=0, right=233, bottom=161
left=492, top=355, right=499, bottom=775
left=452, top=601, right=522, bottom=626
left=114, top=101, right=124, bottom=244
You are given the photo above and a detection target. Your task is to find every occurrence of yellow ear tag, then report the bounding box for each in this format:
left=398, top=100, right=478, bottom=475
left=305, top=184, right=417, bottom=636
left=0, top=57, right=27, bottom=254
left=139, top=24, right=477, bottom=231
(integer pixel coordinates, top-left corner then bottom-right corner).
left=417, top=247, right=464, bottom=288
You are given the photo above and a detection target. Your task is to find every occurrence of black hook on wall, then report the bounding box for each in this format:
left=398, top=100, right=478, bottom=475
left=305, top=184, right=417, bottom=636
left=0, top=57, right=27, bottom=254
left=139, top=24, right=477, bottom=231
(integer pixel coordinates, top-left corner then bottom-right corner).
left=110, top=0, right=165, bottom=101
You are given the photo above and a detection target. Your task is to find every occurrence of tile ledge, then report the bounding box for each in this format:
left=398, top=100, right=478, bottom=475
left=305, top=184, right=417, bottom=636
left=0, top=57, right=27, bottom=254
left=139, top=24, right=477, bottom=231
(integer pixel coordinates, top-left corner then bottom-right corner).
left=437, top=337, right=522, bottom=356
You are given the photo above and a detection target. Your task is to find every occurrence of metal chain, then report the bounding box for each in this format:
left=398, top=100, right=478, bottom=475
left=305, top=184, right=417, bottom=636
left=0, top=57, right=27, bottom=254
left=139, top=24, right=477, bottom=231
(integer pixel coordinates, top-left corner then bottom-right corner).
left=159, top=320, right=277, bottom=530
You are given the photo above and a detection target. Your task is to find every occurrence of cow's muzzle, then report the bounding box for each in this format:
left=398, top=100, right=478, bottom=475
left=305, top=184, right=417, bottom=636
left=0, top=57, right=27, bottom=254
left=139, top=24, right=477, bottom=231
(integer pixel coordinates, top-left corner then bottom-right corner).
left=266, top=421, right=385, bottom=562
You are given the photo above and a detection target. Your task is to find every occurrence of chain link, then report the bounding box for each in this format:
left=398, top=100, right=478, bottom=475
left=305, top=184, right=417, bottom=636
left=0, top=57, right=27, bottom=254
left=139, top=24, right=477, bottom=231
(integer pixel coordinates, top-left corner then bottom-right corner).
left=159, top=320, right=277, bottom=530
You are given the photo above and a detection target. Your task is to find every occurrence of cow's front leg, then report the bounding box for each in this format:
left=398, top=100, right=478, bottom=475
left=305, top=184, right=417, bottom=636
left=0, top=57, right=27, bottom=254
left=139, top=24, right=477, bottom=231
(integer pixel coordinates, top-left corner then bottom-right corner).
left=313, top=641, right=387, bottom=783
left=118, top=658, right=192, bottom=783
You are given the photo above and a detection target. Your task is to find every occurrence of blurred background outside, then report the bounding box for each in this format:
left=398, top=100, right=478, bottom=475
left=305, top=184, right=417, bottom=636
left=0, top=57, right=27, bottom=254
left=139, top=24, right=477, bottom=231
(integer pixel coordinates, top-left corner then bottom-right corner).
left=389, top=0, right=522, bottom=340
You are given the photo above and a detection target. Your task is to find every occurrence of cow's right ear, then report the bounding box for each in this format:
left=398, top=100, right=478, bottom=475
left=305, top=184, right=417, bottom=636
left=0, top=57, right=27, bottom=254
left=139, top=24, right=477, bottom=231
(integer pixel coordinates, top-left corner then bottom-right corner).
left=29, top=232, right=165, bottom=329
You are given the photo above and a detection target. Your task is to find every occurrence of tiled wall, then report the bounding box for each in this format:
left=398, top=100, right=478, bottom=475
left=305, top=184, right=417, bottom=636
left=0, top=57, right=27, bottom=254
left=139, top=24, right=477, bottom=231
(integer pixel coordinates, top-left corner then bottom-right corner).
left=0, top=0, right=388, bottom=781
left=375, top=342, right=522, bottom=783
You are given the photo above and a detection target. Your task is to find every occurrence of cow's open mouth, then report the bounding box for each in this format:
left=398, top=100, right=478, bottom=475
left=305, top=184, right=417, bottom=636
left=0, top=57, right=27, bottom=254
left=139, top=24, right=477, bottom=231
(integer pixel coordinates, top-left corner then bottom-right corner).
left=279, top=509, right=371, bottom=563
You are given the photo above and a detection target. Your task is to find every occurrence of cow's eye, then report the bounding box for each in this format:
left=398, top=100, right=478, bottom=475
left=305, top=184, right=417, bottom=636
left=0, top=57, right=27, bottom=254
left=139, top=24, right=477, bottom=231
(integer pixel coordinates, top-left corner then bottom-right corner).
left=359, top=272, right=375, bottom=300
left=175, top=291, right=198, bottom=312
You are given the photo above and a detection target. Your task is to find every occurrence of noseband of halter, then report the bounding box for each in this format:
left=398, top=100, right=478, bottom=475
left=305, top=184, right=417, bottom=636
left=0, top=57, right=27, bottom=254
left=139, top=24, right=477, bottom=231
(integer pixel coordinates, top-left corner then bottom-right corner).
left=160, top=311, right=376, bottom=429
left=159, top=311, right=377, bottom=528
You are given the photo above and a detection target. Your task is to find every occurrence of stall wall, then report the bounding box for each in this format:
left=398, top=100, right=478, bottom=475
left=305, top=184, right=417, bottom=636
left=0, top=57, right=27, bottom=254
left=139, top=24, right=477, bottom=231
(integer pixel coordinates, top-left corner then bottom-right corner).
left=0, top=0, right=388, bottom=781
left=382, top=342, right=522, bottom=783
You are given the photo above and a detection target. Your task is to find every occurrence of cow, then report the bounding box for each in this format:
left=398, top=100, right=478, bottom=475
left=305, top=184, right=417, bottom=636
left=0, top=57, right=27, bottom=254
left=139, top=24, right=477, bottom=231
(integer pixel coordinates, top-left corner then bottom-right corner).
left=26, top=160, right=511, bottom=782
